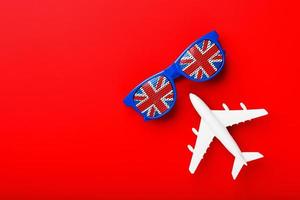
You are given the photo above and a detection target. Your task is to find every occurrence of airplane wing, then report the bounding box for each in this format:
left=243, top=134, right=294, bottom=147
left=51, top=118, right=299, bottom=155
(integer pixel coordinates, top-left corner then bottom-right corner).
left=212, top=107, right=268, bottom=127
left=188, top=121, right=214, bottom=174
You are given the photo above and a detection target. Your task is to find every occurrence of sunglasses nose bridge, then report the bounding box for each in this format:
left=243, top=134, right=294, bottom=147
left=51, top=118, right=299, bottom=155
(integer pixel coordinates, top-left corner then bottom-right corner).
left=164, top=64, right=181, bottom=80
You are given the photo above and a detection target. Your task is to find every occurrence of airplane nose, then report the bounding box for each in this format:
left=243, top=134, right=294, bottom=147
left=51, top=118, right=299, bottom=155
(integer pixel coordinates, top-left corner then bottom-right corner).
left=189, top=93, right=204, bottom=117
left=189, top=93, right=199, bottom=108
left=189, top=93, right=197, bottom=101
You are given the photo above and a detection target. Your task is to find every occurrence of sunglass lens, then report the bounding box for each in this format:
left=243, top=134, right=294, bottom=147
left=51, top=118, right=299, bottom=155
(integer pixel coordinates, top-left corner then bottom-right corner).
left=133, top=75, right=175, bottom=119
left=179, top=39, right=224, bottom=81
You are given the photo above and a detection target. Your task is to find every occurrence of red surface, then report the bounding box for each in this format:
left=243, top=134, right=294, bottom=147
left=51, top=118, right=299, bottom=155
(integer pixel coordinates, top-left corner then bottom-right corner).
left=0, top=0, right=299, bottom=199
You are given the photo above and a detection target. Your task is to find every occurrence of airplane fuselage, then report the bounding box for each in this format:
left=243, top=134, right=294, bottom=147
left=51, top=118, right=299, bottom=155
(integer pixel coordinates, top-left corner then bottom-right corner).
left=194, top=97, right=247, bottom=164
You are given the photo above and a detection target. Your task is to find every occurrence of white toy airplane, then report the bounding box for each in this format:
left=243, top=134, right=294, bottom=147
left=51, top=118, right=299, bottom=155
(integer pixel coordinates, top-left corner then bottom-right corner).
left=188, top=93, right=268, bottom=179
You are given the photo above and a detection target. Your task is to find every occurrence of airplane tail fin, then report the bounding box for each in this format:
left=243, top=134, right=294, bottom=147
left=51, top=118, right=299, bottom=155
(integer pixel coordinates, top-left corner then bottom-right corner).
left=232, top=152, right=263, bottom=180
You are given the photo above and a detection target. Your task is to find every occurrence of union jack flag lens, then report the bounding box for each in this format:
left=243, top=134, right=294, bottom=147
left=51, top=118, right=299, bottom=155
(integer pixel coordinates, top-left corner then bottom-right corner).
left=133, top=75, right=175, bottom=119
left=179, top=39, right=223, bottom=81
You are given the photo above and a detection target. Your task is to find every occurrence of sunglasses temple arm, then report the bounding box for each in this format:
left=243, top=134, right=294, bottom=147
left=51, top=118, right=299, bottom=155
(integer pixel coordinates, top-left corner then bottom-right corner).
left=206, top=31, right=219, bottom=40
left=164, top=64, right=181, bottom=80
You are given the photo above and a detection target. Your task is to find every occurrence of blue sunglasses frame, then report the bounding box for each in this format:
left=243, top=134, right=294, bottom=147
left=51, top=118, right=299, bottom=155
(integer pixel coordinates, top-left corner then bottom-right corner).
left=124, top=31, right=225, bottom=120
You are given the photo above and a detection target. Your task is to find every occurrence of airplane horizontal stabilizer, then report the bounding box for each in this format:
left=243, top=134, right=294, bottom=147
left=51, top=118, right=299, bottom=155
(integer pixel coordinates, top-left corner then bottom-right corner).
left=243, top=152, right=264, bottom=162
left=232, top=158, right=244, bottom=180
left=232, top=152, right=263, bottom=179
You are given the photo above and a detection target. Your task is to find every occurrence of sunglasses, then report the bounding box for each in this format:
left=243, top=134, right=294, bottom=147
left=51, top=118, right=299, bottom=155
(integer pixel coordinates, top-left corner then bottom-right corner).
left=124, top=31, right=225, bottom=120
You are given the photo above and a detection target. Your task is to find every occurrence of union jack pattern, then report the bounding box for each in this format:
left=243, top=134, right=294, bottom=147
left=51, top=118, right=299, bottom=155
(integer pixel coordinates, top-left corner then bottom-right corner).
left=179, top=39, right=223, bottom=80
left=134, top=76, right=174, bottom=118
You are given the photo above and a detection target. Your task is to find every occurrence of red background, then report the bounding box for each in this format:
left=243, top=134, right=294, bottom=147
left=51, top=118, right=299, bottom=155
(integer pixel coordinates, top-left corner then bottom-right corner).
left=0, top=0, right=299, bottom=199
